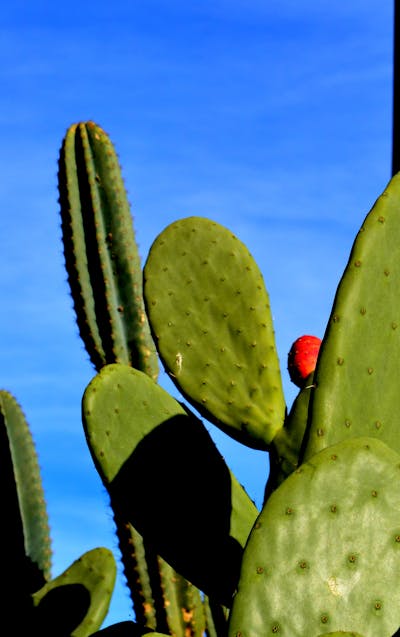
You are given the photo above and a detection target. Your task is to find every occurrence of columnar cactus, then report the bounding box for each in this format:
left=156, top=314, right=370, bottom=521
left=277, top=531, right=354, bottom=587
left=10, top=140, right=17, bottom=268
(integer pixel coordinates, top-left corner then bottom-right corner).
left=58, top=121, right=158, bottom=380
left=0, top=389, right=117, bottom=635
left=55, top=120, right=400, bottom=637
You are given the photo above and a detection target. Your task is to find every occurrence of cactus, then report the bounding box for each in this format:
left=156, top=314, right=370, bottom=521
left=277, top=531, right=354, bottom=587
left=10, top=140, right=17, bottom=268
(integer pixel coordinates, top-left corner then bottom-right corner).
left=228, top=437, right=400, bottom=637
left=300, top=172, right=400, bottom=462
left=81, top=363, right=258, bottom=606
left=0, top=390, right=52, bottom=586
left=265, top=371, right=315, bottom=495
left=58, top=121, right=158, bottom=381
left=0, top=389, right=117, bottom=635
left=143, top=215, right=286, bottom=451
left=0, top=389, right=52, bottom=622
left=53, top=120, right=400, bottom=637
left=32, top=547, right=117, bottom=637
left=57, top=121, right=215, bottom=636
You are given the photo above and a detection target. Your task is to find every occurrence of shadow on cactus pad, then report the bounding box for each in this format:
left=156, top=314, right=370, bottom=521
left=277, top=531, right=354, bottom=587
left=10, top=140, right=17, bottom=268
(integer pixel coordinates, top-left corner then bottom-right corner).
left=110, top=413, right=243, bottom=604
left=33, top=583, right=90, bottom=636
left=82, top=363, right=259, bottom=608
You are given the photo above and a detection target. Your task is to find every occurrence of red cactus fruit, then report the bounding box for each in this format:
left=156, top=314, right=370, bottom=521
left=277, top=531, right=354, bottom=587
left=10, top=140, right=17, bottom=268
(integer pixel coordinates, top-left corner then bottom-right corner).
left=287, top=334, right=322, bottom=388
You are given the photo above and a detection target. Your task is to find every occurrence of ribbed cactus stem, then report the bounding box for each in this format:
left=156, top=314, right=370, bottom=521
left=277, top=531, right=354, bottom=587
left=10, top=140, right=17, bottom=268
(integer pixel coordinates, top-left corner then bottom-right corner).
left=57, top=121, right=158, bottom=380
left=0, top=390, right=52, bottom=590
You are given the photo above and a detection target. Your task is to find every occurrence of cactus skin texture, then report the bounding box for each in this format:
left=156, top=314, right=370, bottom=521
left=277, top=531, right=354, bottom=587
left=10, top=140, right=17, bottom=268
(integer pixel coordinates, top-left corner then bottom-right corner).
left=0, top=390, right=52, bottom=618
left=302, top=172, right=400, bottom=461
left=319, top=634, right=364, bottom=637
left=143, top=216, right=285, bottom=451
left=82, top=362, right=258, bottom=607
left=227, top=437, right=400, bottom=637
left=32, top=547, right=116, bottom=637
left=0, top=389, right=118, bottom=634
left=115, top=521, right=208, bottom=637
left=57, top=121, right=158, bottom=381
left=266, top=372, right=315, bottom=496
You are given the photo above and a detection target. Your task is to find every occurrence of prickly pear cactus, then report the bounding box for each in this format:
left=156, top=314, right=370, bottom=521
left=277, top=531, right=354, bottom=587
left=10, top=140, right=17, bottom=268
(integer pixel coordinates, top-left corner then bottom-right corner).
left=143, top=216, right=286, bottom=451
left=0, top=387, right=119, bottom=633
left=320, top=633, right=364, bottom=637
left=266, top=372, right=315, bottom=494
left=58, top=121, right=216, bottom=636
left=32, top=547, right=116, bottom=637
left=82, top=362, right=258, bottom=606
left=228, top=437, right=400, bottom=637
left=53, top=119, right=400, bottom=637
left=302, top=172, right=400, bottom=461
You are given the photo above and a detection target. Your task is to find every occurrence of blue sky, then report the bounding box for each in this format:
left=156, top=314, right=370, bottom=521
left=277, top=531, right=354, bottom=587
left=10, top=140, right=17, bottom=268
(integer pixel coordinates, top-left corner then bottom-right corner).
left=0, top=1, right=395, bottom=629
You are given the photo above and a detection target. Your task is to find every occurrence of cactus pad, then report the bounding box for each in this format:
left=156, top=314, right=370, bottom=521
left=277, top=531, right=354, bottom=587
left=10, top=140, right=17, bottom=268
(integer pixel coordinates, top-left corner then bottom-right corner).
left=228, top=437, right=400, bottom=637
left=303, top=172, right=400, bottom=460
left=82, top=363, right=258, bottom=605
left=143, top=216, right=285, bottom=450
left=32, top=547, right=116, bottom=637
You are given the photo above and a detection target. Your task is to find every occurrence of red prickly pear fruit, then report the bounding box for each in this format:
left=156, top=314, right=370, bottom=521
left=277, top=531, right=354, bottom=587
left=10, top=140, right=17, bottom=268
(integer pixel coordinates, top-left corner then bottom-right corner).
left=287, top=335, right=322, bottom=388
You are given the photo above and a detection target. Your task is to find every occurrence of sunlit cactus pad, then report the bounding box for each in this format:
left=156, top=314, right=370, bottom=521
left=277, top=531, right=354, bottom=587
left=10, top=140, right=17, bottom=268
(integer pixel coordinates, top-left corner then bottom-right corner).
left=228, top=437, right=400, bottom=637
left=303, top=172, right=400, bottom=460
left=318, top=633, right=364, bottom=637
left=143, top=216, right=285, bottom=450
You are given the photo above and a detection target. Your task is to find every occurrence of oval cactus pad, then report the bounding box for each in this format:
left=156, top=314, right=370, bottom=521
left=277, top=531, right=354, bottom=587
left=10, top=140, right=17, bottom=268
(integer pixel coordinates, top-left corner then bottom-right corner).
left=228, top=437, right=400, bottom=637
left=82, top=363, right=258, bottom=605
left=143, top=216, right=285, bottom=450
left=303, top=172, right=400, bottom=460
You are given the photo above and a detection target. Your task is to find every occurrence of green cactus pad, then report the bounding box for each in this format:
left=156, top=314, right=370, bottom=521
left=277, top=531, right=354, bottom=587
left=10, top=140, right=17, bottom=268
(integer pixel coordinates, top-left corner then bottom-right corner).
left=303, top=172, right=400, bottom=460
left=227, top=437, right=400, bottom=637
left=143, top=216, right=285, bottom=450
left=32, top=547, right=116, bottom=637
left=318, top=633, right=364, bottom=637
left=82, top=363, right=258, bottom=605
